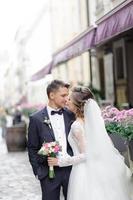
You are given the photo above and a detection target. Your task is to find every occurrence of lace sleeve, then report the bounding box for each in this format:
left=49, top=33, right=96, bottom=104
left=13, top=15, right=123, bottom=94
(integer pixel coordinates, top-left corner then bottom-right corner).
left=58, top=121, right=86, bottom=167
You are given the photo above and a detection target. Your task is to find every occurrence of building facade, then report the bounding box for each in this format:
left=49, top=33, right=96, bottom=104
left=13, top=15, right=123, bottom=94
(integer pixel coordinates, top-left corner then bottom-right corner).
left=89, top=0, right=133, bottom=107
left=30, top=0, right=133, bottom=108
left=49, top=0, right=133, bottom=107
left=50, top=0, right=90, bottom=86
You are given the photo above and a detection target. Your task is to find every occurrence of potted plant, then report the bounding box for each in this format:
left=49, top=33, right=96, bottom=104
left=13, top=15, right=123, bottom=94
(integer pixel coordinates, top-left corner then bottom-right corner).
left=102, top=105, right=133, bottom=170
left=102, top=106, right=133, bottom=140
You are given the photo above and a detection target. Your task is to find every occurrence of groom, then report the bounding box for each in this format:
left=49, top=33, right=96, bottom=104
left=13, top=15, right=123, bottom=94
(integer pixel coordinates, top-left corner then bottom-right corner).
left=27, top=80, right=75, bottom=200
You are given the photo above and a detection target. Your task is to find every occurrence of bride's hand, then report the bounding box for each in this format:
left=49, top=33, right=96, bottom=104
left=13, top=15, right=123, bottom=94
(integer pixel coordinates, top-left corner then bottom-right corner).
left=48, top=157, right=58, bottom=166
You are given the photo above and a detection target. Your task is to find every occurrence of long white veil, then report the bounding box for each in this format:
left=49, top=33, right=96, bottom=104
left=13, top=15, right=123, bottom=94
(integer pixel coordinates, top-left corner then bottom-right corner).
left=84, top=98, right=116, bottom=160
left=83, top=99, right=133, bottom=200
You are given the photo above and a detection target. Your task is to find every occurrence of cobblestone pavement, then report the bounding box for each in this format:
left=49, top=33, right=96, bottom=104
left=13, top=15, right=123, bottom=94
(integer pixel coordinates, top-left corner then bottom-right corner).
left=0, top=137, right=41, bottom=200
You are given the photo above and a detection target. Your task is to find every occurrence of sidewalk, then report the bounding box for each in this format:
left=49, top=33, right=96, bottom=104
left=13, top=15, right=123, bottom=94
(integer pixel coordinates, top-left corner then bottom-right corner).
left=0, top=136, right=41, bottom=200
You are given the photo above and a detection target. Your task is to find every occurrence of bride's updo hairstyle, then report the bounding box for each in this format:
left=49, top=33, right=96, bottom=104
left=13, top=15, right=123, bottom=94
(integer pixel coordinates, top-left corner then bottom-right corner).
left=71, top=86, right=94, bottom=118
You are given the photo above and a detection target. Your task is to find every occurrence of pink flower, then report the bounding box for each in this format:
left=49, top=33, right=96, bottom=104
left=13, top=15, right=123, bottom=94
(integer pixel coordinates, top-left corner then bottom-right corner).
left=54, top=145, right=60, bottom=153
left=43, top=143, right=49, bottom=148
left=38, top=141, right=62, bottom=156
left=102, top=105, right=133, bottom=126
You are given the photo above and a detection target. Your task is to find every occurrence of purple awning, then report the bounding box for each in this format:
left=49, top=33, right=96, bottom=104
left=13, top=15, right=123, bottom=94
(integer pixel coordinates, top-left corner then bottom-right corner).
left=95, top=0, right=133, bottom=45
left=30, top=61, right=53, bottom=81
left=53, top=26, right=96, bottom=66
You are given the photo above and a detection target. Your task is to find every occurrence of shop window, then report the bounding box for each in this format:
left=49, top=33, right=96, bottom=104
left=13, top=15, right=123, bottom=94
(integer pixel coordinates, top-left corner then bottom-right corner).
left=115, top=47, right=124, bottom=80
left=113, top=39, right=126, bottom=81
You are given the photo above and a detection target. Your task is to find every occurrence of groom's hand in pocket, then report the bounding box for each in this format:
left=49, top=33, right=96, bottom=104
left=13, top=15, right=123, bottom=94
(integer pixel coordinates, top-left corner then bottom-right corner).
left=48, top=157, right=58, bottom=166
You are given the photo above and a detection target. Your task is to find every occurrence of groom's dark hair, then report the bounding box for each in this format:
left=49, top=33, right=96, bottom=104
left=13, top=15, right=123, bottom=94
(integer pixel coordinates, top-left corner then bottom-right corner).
left=47, top=79, right=70, bottom=98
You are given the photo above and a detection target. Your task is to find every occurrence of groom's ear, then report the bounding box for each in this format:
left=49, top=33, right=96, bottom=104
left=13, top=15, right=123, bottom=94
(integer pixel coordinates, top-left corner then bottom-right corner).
left=49, top=92, right=55, bottom=100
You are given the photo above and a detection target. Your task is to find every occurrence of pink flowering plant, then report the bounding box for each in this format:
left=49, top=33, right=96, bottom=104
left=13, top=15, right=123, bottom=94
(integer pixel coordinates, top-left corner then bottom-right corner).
left=102, top=106, right=133, bottom=140
left=38, top=141, right=62, bottom=179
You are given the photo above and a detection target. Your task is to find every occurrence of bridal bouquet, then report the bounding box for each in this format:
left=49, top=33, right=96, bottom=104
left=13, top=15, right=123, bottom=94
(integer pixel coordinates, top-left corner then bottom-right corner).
left=38, top=141, right=62, bottom=178
left=102, top=106, right=133, bottom=140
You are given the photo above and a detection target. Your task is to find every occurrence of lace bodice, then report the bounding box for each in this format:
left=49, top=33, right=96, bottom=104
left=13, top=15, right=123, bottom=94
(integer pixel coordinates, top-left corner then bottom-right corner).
left=58, top=120, right=86, bottom=167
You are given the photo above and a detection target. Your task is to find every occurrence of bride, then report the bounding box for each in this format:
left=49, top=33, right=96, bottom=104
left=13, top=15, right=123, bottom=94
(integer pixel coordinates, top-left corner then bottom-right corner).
left=48, top=86, right=133, bottom=200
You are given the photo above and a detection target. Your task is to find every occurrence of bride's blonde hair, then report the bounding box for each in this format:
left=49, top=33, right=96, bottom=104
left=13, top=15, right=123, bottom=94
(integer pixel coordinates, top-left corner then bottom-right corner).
left=71, top=86, right=94, bottom=118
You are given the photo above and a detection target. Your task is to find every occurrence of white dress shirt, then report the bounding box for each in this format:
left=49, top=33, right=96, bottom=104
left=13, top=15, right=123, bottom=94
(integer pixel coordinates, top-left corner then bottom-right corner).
left=47, top=105, right=67, bottom=156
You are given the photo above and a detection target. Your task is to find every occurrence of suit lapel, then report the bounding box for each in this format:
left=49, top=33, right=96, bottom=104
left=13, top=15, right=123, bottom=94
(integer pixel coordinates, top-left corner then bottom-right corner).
left=42, top=107, right=55, bottom=140
left=63, top=110, right=74, bottom=138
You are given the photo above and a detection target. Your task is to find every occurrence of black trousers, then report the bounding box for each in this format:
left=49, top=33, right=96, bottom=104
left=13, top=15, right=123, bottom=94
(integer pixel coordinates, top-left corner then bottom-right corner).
left=40, top=167, right=71, bottom=200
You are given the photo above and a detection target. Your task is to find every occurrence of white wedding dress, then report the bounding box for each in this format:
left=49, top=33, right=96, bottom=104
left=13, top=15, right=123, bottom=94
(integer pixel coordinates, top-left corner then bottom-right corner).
left=59, top=99, right=133, bottom=200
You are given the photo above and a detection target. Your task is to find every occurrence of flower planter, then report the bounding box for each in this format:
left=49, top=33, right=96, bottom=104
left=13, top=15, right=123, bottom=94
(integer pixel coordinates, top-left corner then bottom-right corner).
left=109, top=133, right=129, bottom=166
left=109, top=133, right=127, bottom=153
left=5, top=122, right=27, bottom=152
left=127, top=139, right=133, bottom=173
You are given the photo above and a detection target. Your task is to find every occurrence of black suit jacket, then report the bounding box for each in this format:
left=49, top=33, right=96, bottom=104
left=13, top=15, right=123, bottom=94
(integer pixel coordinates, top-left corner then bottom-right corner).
left=27, top=107, right=75, bottom=180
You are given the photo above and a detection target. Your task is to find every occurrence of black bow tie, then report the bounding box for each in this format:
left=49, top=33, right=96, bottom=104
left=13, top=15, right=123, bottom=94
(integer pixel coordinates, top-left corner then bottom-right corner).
left=51, top=109, right=63, bottom=115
